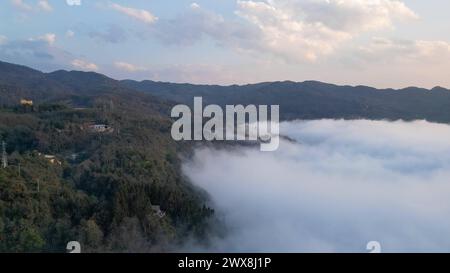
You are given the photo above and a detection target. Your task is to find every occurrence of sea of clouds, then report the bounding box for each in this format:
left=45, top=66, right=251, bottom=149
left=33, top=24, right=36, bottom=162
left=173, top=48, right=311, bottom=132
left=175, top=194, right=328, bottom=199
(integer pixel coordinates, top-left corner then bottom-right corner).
left=182, top=119, right=450, bottom=252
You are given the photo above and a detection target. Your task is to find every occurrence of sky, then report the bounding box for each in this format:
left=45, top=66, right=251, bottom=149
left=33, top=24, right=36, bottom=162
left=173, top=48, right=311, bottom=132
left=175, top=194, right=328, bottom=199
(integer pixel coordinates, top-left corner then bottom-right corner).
left=1, top=0, right=450, bottom=88
left=184, top=120, right=450, bottom=252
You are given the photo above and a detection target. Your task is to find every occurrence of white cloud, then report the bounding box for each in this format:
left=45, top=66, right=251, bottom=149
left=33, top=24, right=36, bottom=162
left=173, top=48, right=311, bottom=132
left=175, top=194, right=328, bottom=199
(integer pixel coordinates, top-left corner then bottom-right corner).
left=234, top=0, right=418, bottom=62
left=184, top=120, right=450, bottom=252
left=66, top=0, right=81, bottom=6
left=235, top=0, right=349, bottom=61
left=34, top=33, right=56, bottom=45
left=37, top=0, right=52, bottom=12
left=153, top=0, right=417, bottom=63
left=114, top=61, right=146, bottom=72
left=11, top=0, right=32, bottom=11
left=66, top=30, right=75, bottom=38
left=110, top=3, right=158, bottom=24
left=267, top=0, right=418, bottom=32
left=71, top=59, right=99, bottom=71
left=0, top=35, right=7, bottom=45
left=190, top=2, right=200, bottom=9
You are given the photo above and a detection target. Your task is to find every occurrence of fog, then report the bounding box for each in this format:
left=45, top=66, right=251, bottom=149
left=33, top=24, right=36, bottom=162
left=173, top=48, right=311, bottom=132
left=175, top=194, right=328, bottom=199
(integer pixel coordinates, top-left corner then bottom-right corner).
left=183, top=119, right=450, bottom=252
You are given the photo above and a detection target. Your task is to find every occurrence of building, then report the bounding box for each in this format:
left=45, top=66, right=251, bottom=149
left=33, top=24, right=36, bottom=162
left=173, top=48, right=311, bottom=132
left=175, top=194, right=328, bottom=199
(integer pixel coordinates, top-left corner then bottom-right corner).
left=20, top=99, right=33, bottom=106
left=152, top=205, right=166, bottom=218
left=43, top=155, right=62, bottom=165
left=88, top=124, right=114, bottom=133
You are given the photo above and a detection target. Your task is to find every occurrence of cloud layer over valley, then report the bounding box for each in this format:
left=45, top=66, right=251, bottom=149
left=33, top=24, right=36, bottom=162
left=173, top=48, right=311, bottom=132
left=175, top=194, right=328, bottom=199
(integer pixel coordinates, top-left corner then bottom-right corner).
left=183, top=120, right=450, bottom=252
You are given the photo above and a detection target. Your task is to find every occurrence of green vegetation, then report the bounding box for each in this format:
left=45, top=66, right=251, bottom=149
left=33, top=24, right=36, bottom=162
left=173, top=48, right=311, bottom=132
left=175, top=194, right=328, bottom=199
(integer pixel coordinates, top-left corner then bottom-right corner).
left=0, top=60, right=214, bottom=253
left=0, top=104, right=213, bottom=252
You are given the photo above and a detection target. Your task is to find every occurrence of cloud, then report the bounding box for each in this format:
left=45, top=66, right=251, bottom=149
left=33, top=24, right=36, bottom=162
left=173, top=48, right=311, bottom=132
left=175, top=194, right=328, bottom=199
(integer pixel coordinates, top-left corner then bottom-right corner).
left=37, top=0, right=52, bottom=12
left=233, top=0, right=418, bottom=62
left=328, top=37, right=450, bottom=88
left=33, top=33, right=56, bottom=45
left=234, top=0, right=349, bottom=61
left=11, top=0, right=53, bottom=12
left=190, top=2, right=200, bottom=9
left=88, top=25, right=128, bottom=44
left=66, top=30, right=75, bottom=38
left=114, top=61, right=145, bottom=72
left=110, top=3, right=158, bottom=24
left=0, top=36, right=99, bottom=73
left=66, top=0, right=81, bottom=6
left=154, top=3, right=259, bottom=48
left=183, top=120, right=450, bottom=252
left=357, top=37, right=450, bottom=64
left=0, top=36, right=73, bottom=72
left=0, top=33, right=102, bottom=73
left=11, top=0, right=32, bottom=11
left=0, top=35, right=7, bottom=45
left=71, top=59, right=99, bottom=71
left=152, top=0, right=417, bottom=63
left=266, top=0, right=418, bottom=32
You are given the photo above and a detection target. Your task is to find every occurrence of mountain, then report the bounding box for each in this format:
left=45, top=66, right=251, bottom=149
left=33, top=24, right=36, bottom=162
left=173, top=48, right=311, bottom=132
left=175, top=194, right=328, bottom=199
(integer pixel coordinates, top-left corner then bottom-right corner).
left=0, top=61, right=175, bottom=114
left=0, top=61, right=213, bottom=253
left=4, top=59, right=450, bottom=124
left=121, top=79, right=450, bottom=123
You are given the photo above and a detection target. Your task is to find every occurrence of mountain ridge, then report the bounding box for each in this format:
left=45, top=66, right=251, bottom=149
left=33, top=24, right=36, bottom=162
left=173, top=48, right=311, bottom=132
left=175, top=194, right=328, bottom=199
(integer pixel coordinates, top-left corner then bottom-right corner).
left=2, top=59, right=447, bottom=93
left=120, top=76, right=450, bottom=123
left=2, top=60, right=450, bottom=124
left=121, top=78, right=447, bottom=92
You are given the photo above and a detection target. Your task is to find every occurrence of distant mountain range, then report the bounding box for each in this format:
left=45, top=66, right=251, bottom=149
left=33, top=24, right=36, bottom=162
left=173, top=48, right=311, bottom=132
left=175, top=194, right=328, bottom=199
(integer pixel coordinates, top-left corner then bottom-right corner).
left=2, top=60, right=450, bottom=123
left=121, top=79, right=450, bottom=123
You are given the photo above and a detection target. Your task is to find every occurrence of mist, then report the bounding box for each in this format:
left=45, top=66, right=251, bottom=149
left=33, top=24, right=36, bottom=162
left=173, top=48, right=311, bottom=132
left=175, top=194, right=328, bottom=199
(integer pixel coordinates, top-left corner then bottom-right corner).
left=183, top=119, right=450, bottom=252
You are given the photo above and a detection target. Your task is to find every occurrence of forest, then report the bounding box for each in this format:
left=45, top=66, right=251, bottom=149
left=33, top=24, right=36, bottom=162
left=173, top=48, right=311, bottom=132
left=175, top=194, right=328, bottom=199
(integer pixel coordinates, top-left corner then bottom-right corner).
left=0, top=61, right=214, bottom=252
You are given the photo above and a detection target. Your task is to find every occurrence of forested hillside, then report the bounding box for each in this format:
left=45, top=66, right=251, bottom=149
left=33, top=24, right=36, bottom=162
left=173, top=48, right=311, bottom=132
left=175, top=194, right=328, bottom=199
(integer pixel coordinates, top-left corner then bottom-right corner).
left=0, top=61, right=213, bottom=252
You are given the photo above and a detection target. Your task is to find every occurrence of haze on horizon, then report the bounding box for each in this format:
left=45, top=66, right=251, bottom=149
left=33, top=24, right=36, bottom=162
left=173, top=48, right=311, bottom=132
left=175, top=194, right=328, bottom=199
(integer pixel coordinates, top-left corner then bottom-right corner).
left=1, top=0, right=450, bottom=89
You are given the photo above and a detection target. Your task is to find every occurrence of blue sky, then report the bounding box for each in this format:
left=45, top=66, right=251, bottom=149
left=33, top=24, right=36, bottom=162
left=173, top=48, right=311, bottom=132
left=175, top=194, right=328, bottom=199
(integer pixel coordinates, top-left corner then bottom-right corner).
left=1, top=0, right=450, bottom=88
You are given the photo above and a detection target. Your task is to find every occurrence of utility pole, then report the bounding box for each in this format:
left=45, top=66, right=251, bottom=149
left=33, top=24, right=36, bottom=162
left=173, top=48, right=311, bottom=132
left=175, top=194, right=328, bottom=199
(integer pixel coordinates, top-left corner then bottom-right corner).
left=2, top=141, right=7, bottom=169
